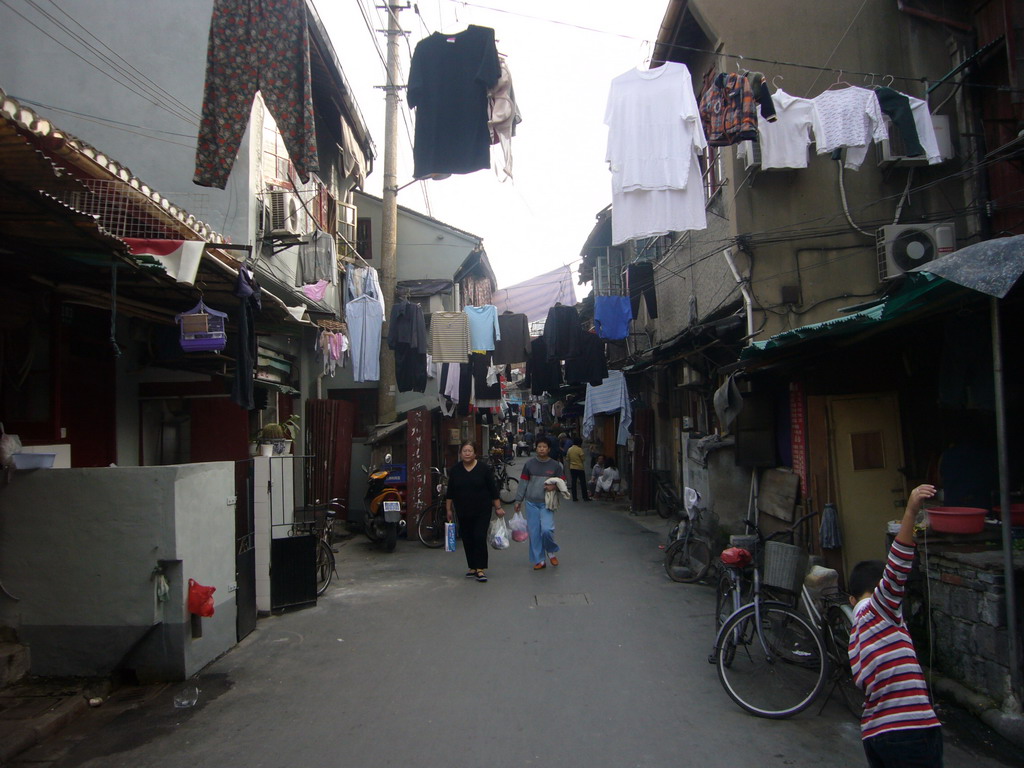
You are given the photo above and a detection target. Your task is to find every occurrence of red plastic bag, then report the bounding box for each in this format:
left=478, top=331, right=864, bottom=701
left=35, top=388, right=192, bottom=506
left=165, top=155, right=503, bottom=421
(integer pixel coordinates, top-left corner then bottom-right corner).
left=187, top=579, right=216, bottom=617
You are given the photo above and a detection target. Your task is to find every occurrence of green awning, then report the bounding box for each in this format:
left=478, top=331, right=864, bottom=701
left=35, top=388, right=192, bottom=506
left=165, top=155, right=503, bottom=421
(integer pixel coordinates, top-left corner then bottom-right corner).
left=741, top=272, right=958, bottom=360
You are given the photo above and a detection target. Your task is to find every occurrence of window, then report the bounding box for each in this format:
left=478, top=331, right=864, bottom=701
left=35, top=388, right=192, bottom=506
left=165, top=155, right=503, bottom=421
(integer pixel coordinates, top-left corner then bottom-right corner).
left=700, top=146, right=725, bottom=202
left=850, top=432, right=885, bottom=471
left=356, top=217, right=373, bottom=260
left=594, top=247, right=624, bottom=296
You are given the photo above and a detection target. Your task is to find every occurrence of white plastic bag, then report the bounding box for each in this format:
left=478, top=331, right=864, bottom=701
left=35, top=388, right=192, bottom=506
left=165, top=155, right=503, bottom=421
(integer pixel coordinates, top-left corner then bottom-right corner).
left=0, top=423, right=21, bottom=469
left=488, top=516, right=510, bottom=550
left=508, top=511, right=527, bottom=532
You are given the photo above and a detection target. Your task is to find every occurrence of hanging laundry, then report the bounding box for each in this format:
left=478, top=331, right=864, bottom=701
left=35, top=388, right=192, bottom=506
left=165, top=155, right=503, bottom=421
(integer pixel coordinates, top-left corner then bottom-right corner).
left=845, top=93, right=943, bottom=169
left=346, top=263, right=386, bottom=320
left=525, top=336, right=561, bottom=396
left=626, top=262, right=658, bottom=320
left=745, top=72, right=778, bottom=123
left=472, top=352, right=501, bottom=406
left=873, top=87, right=924, bottom=157
left=464, top=304, right=501, bottom=351
left=737, top=89, right=815, bottom=170
left=407, top=25, right=501, bottom=179
left=194, top=0, right=317, bottom=189
left=699, top=71, right=759, bottom=146
left=542, top=304, right=584, bottom=361
left=492, top=311, right=531, bottom=364
left=593, top=295, right=632, bottom=340
left=295, top=230, right=336, bottom=287
left=429, top=311, right=471, bottom=363
left=231, top=266, right=262, bottom=409
left=487, top=56, right=522, bottom=180
left=811, top=86, right=887, bottom=169
left=347, top=294, right=383, bottom=382
left=564, top=332, right=608, bottom=386
left=302, top=279, right=329, bottom=302
left=387, top=299, right=429, bottom=392
left=605, top=62, right=707, bottom=244
left=582, top=370, right=632, bottom=446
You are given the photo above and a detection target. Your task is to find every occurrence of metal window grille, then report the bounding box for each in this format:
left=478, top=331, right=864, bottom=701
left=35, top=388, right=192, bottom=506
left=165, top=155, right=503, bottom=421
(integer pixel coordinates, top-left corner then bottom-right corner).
left=594, top=248, right=624, bottom=297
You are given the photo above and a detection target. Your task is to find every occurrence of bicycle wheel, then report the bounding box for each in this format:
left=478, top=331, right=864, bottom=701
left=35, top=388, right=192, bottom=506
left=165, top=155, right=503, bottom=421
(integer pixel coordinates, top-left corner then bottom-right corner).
left=315, top=540, right=334, bottom=596
left=826, top=604, right=864, bottom=719
left=715, top=603, right=827, bottom=719
left=499, top=477, right=518, bottom=504
left=663, top=535, right=712, bottom=583
left=417, top=503, right=445, bottom=548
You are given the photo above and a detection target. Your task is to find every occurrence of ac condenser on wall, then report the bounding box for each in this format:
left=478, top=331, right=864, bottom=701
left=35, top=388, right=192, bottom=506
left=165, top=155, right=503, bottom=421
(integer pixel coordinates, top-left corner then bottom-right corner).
left=268, top=190, right=302, bottom=235
left=876, top=222, right=955, bottom=281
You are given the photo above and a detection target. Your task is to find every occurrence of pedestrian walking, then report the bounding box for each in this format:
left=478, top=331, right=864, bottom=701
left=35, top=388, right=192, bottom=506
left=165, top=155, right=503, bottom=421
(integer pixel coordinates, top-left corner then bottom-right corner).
left=446, top=442, right=503, bottom=582
left=848, top=483, right=943, bottom=767
left=513, top=436, right=564, bottom=570
left=566, top=436, right=589, bottom=502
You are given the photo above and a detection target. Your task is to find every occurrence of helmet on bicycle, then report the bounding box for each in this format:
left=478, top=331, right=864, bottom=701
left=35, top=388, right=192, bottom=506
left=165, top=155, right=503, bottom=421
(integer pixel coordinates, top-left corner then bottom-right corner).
left=720, top=546, right=752, bottom=566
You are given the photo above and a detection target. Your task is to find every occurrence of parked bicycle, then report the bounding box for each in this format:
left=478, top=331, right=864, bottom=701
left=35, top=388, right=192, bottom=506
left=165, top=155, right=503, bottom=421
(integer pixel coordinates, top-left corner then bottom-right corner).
left=491, top=455, right=519, bottom=504
left=709, top=512, right=862, bottom=720
left=652, top=470, right=682, bottom=520
left=314, top=499, right=343, bottom=596
left=663, top=489, right=715, bottom=583
left=416, top=467, right=449, bottom=548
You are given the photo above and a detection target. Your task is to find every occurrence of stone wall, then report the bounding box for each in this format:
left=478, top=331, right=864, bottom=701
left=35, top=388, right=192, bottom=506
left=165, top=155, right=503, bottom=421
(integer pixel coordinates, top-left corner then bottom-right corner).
left=924, top=550, right=1023, bottom=708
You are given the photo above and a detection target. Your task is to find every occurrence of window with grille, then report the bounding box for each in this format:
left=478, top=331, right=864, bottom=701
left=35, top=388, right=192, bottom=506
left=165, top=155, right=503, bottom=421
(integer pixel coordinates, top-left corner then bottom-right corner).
left=355, top=217, right=373, bottom=260
left=594, top=248, right=624, bottom=296
left=700, top=146, right=725, bottom=202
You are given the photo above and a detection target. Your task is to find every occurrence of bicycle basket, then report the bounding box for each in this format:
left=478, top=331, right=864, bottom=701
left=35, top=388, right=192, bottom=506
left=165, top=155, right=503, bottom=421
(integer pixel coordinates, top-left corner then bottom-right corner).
left=762, top=540, right=809, bottom=594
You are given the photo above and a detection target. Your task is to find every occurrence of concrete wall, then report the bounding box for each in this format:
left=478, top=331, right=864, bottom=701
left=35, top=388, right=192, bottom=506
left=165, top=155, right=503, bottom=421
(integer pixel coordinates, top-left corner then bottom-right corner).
left=658, top=1, right=966, bottom=340
left=0, top=0, right=251, bottom=246
left=0, top=462, right=236, bottom=681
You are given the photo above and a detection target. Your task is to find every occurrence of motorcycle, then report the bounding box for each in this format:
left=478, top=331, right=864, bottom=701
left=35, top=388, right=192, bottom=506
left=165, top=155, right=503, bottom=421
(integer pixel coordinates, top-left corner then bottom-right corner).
left=362, top=453, right=403, bottom=552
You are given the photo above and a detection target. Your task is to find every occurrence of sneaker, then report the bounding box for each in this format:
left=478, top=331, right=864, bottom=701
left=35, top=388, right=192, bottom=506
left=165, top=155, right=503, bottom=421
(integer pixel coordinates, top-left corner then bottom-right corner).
left=549, top=556, right=559, bottom=567
left=533, top=562, right=546, bottom=570
left=465, top=570, right=477, bottom=578
left=475, top=571, right=488, bottom=582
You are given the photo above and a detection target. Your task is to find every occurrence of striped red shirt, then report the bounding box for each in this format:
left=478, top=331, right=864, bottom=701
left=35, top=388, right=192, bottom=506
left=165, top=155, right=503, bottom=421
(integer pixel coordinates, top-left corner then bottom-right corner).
left=849, top=539, right=941, bottom=740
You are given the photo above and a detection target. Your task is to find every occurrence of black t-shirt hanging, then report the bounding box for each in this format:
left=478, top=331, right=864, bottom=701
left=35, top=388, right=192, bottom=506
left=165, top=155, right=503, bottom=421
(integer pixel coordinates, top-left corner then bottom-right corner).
left=407, top=25, right=501, bottom=179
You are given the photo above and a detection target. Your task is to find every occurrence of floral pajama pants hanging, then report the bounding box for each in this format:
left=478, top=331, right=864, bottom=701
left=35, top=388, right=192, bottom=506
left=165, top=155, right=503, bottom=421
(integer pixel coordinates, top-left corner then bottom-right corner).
left=193, top=0, right=318, bottom=189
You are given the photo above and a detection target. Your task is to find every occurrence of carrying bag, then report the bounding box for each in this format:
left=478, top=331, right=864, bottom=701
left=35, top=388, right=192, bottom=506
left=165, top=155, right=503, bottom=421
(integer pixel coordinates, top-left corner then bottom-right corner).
left=444, top=522, right=457, bottom=552
left=187, top=579, right=216, bottom=617
left=508, top=511, right=527, bottom=532
left=488, top=516, right=510, bottom=550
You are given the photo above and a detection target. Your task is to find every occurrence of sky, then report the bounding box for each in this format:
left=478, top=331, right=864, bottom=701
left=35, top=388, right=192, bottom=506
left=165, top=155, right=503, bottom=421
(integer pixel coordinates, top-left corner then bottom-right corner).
left=314, top=0, right=669, bottom=299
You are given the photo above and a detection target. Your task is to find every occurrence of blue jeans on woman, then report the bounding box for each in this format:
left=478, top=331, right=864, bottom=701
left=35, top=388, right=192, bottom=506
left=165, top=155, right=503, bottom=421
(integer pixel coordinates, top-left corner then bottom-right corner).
left=525, top=500, right=559, bottom=565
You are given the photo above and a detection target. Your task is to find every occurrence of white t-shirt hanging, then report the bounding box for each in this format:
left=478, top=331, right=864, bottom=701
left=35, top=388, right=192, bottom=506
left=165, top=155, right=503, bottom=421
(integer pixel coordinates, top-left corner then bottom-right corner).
left=605, top=62, right=707, bottom=243
left=604, top=62, right=706, bottom=192
left=811, top=86, right=888, bottom=156
left=737, top=90, right=815, bottom=170
left=908, top=97, right=943, bottom=164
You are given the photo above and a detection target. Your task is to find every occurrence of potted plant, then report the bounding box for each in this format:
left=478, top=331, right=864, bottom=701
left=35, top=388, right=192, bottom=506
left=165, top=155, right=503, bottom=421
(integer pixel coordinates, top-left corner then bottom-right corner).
left=258, top=414, right=300, bottom=456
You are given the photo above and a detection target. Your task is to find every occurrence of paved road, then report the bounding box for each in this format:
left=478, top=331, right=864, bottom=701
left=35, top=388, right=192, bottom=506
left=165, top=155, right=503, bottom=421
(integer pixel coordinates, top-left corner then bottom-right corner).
left=18, top=463, right=1023, bottom=768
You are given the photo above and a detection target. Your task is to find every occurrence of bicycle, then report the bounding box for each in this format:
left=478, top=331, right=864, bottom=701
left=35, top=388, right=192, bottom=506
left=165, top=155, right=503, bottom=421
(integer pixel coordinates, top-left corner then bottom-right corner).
left=416, top=467, right=449, bottom=548
left=314, top=499, right=343, bottom=596
left=652, top=469, right=681, bottom=520
left=491, top=456, right=519, bottom=504
left=663, top=497, right=716, bottom=583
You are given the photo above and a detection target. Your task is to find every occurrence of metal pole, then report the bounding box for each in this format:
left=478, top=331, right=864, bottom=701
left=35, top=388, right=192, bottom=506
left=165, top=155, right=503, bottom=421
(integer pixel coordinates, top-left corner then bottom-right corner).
left=377, top=2, right=403, bottom=424
left=990, top=296, right=1021, bottom=705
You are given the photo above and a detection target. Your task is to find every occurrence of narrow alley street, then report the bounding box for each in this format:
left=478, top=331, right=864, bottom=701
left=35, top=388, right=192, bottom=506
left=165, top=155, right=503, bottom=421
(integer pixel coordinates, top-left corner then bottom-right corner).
left=10, top=457, right=1022, bottom=768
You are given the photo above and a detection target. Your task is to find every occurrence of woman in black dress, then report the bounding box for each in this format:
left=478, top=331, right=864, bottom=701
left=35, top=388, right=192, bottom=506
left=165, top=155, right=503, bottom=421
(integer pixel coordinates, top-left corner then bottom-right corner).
left=445, top=442, right=503, bottom=582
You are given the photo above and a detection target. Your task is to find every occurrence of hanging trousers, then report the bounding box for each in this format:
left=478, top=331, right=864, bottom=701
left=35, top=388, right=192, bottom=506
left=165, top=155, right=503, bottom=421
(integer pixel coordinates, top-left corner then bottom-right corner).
left=194, top=0, right=318, bottom=188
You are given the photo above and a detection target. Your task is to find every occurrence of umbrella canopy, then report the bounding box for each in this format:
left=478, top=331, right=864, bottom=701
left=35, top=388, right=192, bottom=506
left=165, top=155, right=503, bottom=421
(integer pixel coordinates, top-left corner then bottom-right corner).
left=911, top=233, right=1024, bottom=298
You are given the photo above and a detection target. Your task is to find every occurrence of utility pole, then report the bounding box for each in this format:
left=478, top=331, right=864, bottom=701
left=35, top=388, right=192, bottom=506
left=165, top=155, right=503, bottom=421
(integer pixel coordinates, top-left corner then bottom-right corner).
left=376, top=2, right=405, bottom=424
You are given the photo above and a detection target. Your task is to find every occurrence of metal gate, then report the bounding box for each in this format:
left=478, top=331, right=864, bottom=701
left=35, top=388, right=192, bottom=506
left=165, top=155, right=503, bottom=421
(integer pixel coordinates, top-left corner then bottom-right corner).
left=235, top=459, right=257, bottom=641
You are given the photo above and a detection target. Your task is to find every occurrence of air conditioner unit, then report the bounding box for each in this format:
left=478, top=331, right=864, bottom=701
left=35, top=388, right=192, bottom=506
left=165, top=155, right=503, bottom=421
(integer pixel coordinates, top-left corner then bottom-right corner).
left=876, top=222, right=955, bottom=281
left=737, top=141, right=761, bottom=171
left=878, top=114, right=953, bottom=167
left=268, top=190, right=302, bottom=235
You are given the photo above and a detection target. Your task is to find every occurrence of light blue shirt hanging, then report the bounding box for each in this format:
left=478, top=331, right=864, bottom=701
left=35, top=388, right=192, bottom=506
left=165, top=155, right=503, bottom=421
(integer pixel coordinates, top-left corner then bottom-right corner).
left=464, top=304, right=501, bottom=350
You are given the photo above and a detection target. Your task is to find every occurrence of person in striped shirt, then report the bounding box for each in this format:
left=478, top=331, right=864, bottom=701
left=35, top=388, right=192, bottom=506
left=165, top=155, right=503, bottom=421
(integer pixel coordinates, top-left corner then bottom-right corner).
left=848, top=483, right=943, bottom=767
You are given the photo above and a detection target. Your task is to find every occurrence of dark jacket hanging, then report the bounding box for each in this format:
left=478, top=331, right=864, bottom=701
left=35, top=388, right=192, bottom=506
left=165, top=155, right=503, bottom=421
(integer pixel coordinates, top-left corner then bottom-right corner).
left=525, top=336, right=562, bottom=396
left=564, top=332, right=608, bottom=386
left=542, top=304, right=583, bottom=361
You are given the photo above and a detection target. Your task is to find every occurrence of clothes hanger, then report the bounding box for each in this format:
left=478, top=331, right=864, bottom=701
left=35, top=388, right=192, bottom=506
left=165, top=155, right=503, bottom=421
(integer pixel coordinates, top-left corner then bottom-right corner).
left=772, top=74, right=784, bottom=90
left=826, top=70, right=852, bottom=90
left=882, top=75, right=895, bottom=88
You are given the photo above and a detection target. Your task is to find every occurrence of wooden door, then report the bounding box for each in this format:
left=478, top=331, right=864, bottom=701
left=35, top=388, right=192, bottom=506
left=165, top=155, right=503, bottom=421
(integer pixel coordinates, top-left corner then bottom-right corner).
left=829, top=393, right=907, bottom=573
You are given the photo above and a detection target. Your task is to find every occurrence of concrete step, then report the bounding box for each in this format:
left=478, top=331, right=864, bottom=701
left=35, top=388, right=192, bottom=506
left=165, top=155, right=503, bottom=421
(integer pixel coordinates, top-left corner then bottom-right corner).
left=0, top=642, right=30, bottom=689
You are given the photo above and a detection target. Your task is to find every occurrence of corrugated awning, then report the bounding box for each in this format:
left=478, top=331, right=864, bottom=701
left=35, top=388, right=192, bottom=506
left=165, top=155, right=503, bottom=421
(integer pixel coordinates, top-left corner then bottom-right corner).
left=367, top=420, right=408, bottom=445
